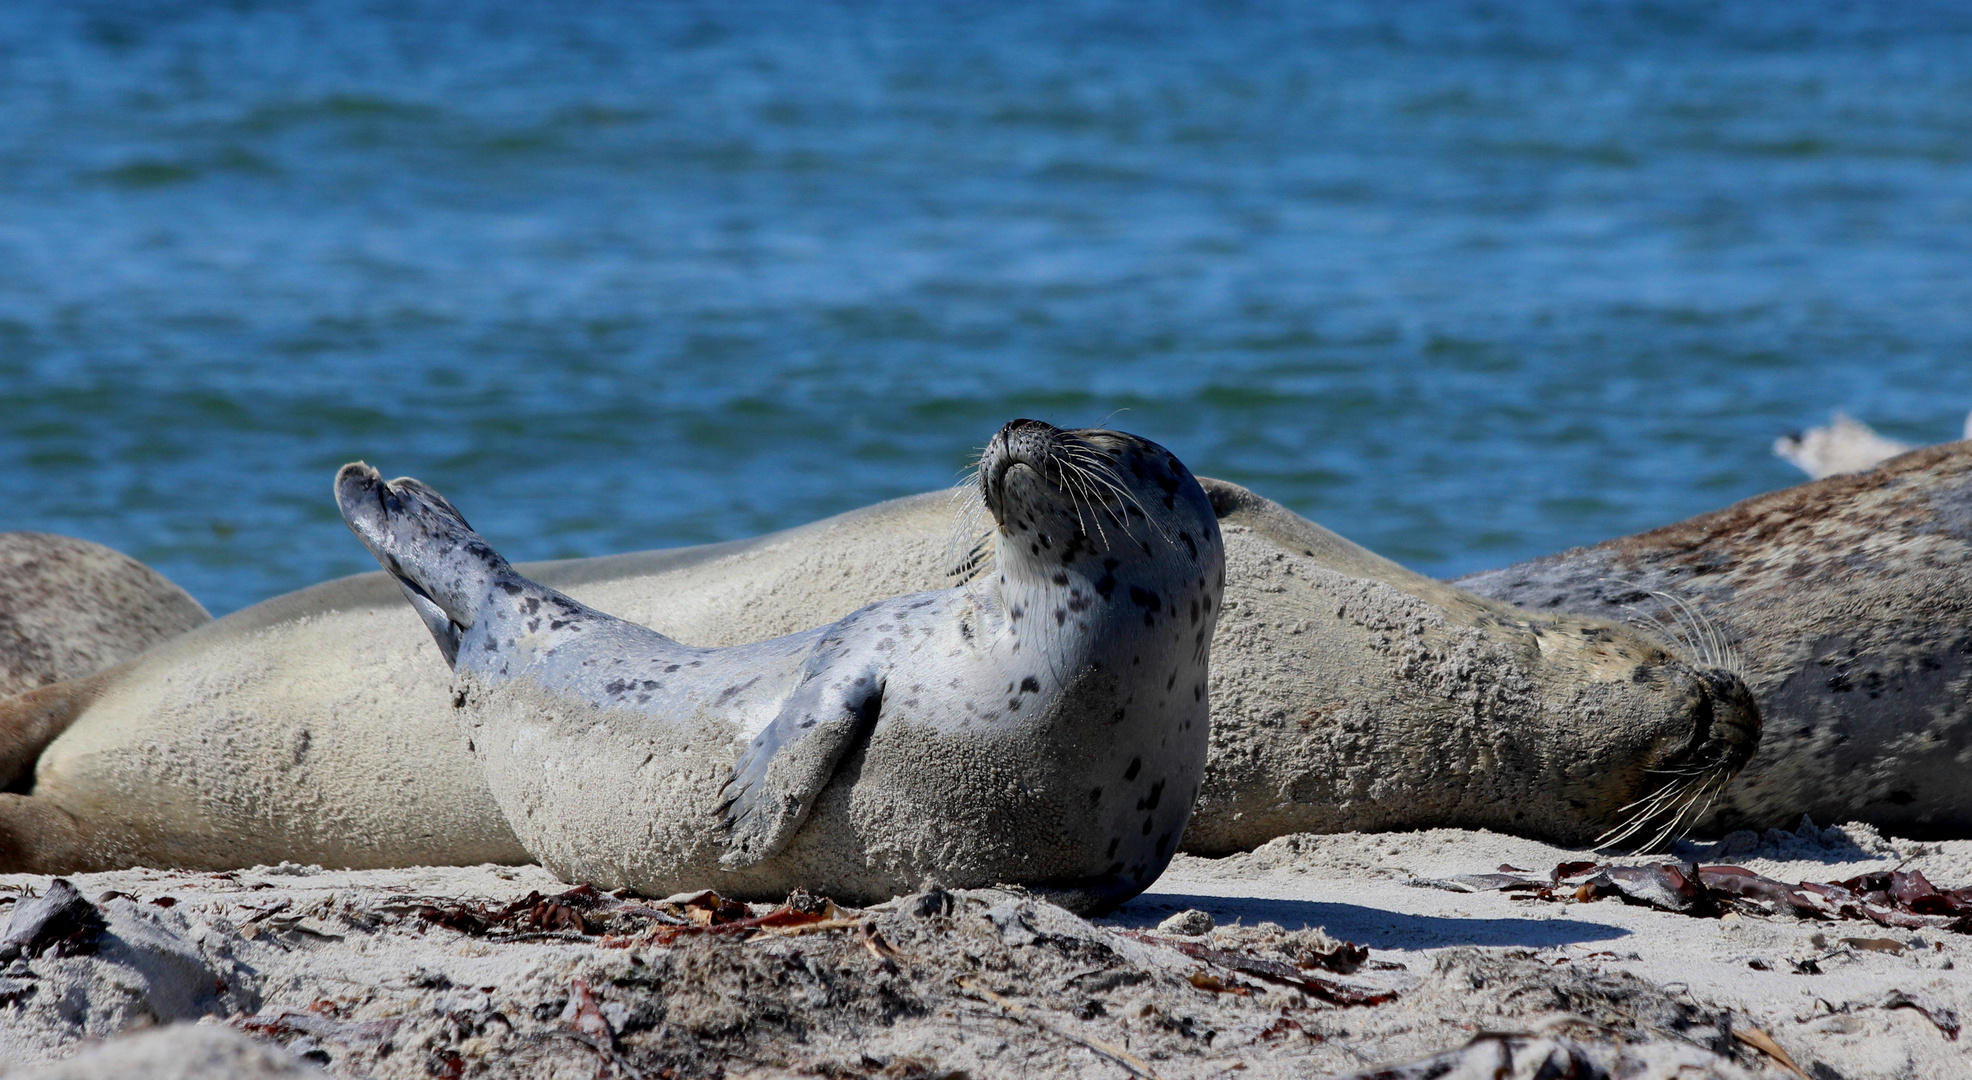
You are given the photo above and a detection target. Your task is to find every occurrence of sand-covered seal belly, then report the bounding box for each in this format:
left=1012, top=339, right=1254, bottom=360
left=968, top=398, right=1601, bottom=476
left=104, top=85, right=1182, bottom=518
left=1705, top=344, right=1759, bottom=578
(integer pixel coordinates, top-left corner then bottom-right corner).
left=336, top=420, right=1224, bottom=910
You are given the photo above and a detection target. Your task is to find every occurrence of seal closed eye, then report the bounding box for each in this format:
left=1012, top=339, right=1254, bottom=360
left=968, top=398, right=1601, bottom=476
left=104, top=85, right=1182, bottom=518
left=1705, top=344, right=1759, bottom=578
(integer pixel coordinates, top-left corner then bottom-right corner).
left=333, top=418, right=1225, bottom=913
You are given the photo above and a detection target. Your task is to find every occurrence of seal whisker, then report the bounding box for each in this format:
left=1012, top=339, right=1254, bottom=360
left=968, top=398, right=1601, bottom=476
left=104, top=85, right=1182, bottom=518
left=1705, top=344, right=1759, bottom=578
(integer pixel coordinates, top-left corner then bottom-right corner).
left=1659, top=589, right=1733, bottom=677
left=1060, top=446, right=1168, bottom=545
left=1595, top=773, right=1703, bottom=850
left=1053, top=456, right=1116, bottom=551
left=1601, top=576, right=1743, bottom=680
left=1637, top=774, right=1725, bottom=853
left=943, top=479, right=995, bottom=584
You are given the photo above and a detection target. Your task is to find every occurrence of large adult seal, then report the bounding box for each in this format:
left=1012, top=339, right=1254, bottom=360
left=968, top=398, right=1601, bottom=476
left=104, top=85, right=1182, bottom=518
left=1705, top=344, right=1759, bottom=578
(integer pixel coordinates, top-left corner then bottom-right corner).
left=331, top=420, right=1224, bottom=910
left=1458, top=440, right=1972, bottom=838
left=0, top=458, right=1747, bottom=876
left=0, top=533, right=209, bottom=698
left=0, top=533, right=209, bottom=790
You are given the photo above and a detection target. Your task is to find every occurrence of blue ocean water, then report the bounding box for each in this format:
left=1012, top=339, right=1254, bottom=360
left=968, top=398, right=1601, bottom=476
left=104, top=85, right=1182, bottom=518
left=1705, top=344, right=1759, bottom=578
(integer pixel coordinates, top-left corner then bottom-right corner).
left=1, top=1, right=1968, bottom=615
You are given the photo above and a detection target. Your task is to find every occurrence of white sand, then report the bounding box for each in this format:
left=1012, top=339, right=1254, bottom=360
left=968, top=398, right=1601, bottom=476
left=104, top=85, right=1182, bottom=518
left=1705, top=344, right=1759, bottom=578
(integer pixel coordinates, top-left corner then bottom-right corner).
left=1, top=820, right=1963, bottom=1079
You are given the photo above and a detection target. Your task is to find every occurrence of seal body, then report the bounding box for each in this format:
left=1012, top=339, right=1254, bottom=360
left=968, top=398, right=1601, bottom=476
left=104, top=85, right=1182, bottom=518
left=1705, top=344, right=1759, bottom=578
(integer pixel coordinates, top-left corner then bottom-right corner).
left=1458, top=440, right=1972, bottom=838
left=332, top=420, right=1223, bottom=909
left=0, top=533, right=209, bottom=698
left=0, top=462, right=1750, bottom=874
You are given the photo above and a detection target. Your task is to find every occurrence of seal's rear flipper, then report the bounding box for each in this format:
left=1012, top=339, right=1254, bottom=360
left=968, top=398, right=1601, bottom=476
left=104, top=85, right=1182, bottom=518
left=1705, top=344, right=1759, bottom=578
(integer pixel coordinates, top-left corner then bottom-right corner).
left=335, top=462, right=514, bottom=667
left=0, top=670, right=116, bottom=792
left=715, top=663, right=883, bottom=869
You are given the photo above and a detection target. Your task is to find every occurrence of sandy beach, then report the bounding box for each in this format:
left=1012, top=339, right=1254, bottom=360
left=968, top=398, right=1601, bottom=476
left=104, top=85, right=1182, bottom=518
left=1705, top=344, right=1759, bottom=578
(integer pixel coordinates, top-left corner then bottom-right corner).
left=3, top=818, right=1964, bottom=1079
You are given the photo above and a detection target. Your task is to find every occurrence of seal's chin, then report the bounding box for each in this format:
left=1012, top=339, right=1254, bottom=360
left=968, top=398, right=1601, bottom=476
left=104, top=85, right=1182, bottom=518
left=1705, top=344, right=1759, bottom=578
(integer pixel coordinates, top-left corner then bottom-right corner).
left=1597, top=666, right=1762, bottom=853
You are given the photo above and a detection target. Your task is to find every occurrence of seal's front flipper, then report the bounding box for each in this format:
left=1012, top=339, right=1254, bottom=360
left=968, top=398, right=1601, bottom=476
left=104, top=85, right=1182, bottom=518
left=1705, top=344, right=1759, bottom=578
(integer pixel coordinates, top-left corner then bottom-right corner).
left=715, top=663, right=883, bottom=869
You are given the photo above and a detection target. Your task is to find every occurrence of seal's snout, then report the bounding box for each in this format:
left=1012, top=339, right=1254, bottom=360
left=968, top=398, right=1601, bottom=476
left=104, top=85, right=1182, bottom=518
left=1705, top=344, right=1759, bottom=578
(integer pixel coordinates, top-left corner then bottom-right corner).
left=980, top=418, right=1065, bottom=523
left=334, top=462, right=391, bottom=549
left=1697, top=667, right=1762, bottom=776
left=334, top=462, right=382, bottom=510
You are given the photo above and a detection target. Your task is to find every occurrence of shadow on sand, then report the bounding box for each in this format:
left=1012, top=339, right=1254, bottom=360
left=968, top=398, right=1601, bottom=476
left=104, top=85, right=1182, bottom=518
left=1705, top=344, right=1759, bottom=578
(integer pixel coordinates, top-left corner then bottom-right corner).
left=1103, top=891, right=1632, bottom=950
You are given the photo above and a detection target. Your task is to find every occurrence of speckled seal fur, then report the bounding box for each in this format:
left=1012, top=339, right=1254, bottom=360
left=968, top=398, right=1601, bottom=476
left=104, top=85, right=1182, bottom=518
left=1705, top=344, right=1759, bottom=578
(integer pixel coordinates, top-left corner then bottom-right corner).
left=1458, top=440, right=1972, bottom=838
left=0, top=459, right=1753, bottom=877
left=333, top=420, right=1224, bottom=911
left=0, top=533, right=209, bottom=698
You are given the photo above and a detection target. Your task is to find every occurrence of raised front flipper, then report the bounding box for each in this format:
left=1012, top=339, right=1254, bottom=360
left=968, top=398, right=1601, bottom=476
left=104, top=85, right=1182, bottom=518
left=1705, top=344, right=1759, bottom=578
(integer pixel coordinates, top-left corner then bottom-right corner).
left=715, top=659, right=883, bottom=870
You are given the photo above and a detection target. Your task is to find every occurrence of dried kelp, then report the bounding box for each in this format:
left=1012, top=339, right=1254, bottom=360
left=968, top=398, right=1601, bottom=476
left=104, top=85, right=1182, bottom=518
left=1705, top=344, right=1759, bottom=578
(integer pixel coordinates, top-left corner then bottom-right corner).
left=1441, top=860, right=1972, bottom=931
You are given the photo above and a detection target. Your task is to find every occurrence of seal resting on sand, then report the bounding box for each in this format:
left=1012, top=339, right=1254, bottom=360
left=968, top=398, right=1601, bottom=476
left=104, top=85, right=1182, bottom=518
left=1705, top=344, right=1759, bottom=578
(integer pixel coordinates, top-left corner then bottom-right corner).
left=333, top=420, right=1223, bottom=909
left=0, top=533, right=210, bottom=792
left=0, top=533, right=209, bottom=698
left=0, top=450, right=1752, bottom=874
left=1458, top=440, right=1972, bottom=838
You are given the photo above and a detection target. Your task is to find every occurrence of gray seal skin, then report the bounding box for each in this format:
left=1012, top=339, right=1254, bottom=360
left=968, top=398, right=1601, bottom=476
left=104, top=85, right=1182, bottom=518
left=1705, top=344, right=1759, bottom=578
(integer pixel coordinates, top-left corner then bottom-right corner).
left=334, top=419, right=1225, bottom=911
left=0, top=533, right=210, bottom=698
left=0, top=533, right=211, bottom=790
left=0, top=467, right=1752, bottom=876
left=1456, top=440, right=1972, bottom=839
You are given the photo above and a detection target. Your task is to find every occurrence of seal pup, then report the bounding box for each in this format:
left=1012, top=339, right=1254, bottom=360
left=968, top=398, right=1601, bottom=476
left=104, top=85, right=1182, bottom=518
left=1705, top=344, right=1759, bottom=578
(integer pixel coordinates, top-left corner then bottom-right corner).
left=1458, top=440, right=1972, bottom=838
left=0, top=467, right=1749, bottom=875
left=333, top=420, right=1224, bottom=910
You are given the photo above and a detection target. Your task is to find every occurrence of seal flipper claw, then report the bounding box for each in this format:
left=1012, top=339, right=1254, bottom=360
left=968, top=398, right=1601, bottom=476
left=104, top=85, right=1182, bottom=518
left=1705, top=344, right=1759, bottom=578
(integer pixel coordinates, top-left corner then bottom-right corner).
left=717, top=663, right=884, bottom=870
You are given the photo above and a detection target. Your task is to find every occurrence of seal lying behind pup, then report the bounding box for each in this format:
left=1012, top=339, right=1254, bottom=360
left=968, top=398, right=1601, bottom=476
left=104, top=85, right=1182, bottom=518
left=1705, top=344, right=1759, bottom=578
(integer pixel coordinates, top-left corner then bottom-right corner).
left=1459, top=439, right=1972, bottom=840
left=0, top=442, right=1751, bottom=876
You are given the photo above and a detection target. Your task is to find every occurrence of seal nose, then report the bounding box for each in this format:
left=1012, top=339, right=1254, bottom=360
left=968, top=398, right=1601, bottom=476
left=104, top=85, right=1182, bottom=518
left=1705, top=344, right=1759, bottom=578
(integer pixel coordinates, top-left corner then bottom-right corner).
left=980, top=419, right=1064, bottom=524
left=1696, top=667, right=1762, bottom=773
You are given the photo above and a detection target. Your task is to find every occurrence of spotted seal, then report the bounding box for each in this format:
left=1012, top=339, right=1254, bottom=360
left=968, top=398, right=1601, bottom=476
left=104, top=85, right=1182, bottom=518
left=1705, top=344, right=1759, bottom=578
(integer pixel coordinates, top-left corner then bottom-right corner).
left=0, top=451, right=1749, bottom=876
left=1458, top=439, right=1972, bottom=838
left=328, top=420, right=1223, bottom=909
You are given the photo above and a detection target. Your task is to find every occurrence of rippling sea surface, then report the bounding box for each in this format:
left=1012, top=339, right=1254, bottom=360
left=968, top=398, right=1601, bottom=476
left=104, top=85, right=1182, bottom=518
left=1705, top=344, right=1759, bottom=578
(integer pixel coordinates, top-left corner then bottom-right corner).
left=2, top=1, right=1968, bottom=615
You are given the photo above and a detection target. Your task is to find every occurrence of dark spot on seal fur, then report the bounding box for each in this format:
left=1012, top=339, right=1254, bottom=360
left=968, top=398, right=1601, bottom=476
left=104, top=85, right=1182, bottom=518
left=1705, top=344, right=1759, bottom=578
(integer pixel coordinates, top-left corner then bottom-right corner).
left=1089, top=786, right=1102, bottom=806
left=1137, top=780, right=1164, bottom=811
left=1020, top=676, right=1040, bottom=694
left=1106, top=838, right=1120, bottom=857
left=1124, top=757, right=1141, bottom=780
